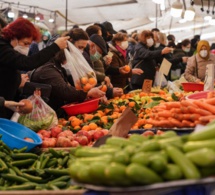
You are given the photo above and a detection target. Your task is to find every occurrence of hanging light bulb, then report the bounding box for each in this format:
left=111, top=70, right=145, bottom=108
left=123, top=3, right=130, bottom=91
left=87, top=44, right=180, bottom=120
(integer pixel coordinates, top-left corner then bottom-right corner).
left=7, top=10, right=14, bottom=18
left=171, top=0, right=183, bottom=18
left=35, top=16, right=40, bottom=21
left=204, top=15, right=212, bottom=21
left=23, top=13, right=28, bottom=19
left=160, top=3, right=165, bottom=11
left=184, top=6, right=195, bottom=21
left=209, top=17, right=215, bottom=25
left=49, top=18, right=54, bottom=23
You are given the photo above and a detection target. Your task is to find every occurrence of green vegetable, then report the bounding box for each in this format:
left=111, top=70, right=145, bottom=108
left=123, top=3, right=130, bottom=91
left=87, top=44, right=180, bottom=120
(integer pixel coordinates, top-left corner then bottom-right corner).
left=183, top=139, right=215, bottom=152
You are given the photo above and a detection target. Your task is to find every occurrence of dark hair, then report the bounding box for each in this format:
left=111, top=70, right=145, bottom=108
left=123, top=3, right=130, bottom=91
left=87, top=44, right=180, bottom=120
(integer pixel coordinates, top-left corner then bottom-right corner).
left=2, top=17, right=40, bottom=41
left=86, top=25, right=101, bottom=37
left=68, top=28, right=89, bottom=42
left=167, top=34, right=175, bottom=42
left=0, top=15, right=7, bottom=31
left=94, top=23, right=107, bottom=40
left=119, top=29, right=127, bottom=34
left=54, top=50, right=66, bottom=63
left=181, top=39, right=191, bottom=47
left=151, top=28, right=160, bottom=32
left=112, top=32, right=128, bottom=46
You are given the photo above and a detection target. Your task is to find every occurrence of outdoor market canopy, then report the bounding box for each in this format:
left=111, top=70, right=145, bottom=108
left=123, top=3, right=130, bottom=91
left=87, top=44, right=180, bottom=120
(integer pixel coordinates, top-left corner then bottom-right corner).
left=0, top=0, right=215, bottom=43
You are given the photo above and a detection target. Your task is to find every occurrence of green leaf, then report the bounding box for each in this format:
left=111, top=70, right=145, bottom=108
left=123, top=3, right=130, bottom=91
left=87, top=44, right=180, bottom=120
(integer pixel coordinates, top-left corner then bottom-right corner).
left=144, top=101, right=160, bottom=109
left=151, top=96, right=167, bottom=101
left=171, top=93, right=179, bottom=101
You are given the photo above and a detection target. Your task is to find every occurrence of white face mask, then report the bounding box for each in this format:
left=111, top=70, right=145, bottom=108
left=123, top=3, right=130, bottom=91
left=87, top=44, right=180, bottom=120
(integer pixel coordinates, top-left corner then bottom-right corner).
left=200, top=50, right=208, bottom=58
left=154, top=42, right=160, bottom=48
left=120, top=41, right=129, bottom=50
left=14, top=40, right=29, bottom=56
left=183, top=48, right=190, bottom=53
left=146, top=38, right=154, bottom=47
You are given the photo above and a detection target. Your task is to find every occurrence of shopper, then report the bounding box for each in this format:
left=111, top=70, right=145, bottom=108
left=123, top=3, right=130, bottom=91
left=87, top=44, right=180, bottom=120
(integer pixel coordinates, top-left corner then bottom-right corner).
left=184, top=40, right=215, bottom=82
left=0, top=97, right=25, bottom=113
left=0, top=17, right=69, bottom=118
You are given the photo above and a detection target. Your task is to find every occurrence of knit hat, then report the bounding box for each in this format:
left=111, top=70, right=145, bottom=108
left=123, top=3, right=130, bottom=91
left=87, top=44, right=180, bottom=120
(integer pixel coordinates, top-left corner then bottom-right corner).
left=102, top=21, right=117, bottom=34
left=197, top=40, right=210, bottom=60
left=90, top=34, right=107, bottom=56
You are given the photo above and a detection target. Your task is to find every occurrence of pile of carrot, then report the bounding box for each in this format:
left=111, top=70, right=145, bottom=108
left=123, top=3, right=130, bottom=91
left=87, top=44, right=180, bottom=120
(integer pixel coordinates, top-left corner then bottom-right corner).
left=143, top=97, right=215, bottom=128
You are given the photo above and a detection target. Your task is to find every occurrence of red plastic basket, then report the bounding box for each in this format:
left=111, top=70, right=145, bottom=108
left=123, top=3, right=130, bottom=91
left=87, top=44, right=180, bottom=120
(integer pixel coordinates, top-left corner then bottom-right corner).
left=182, top=82, right=204, bottom=92
left=61, top=98, right=100, bottom=116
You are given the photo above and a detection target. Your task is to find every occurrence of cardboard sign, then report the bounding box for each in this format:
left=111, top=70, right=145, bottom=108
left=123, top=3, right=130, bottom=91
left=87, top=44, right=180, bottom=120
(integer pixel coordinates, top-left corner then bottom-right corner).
left=142, top=79, right=153, bottom=93
left=159, top=58, right=172, bottom=76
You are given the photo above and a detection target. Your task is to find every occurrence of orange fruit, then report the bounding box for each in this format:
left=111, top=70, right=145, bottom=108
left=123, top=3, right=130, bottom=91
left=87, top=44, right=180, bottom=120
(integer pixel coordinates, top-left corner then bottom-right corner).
left=83, top=83, right=92, bottom=92
left=80, top=76, right=88, bottom=85
left=82, top=125, right=90, bottom=131
left=128, top=101, right=135, bottom=107
left=100, top=84, right=107, bottom=92
left=75, top=80, right=82, bottom=90
left=71, top=118, right=82, bottom=127
left=84, top=114, right=94, bottom=122
left=123, top=65, right=130, bottom=72
left=88, top=77, right=97, bottom=86
left=89, top=122, right=98, bottom=130
left=74, top=125, right=81, bottom=130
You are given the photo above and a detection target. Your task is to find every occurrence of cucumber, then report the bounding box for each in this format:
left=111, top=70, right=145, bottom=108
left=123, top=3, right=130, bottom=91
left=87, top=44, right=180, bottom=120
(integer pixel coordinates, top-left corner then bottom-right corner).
left=137, top=140, right=160, bottom=152
left=105, top=162, right=131, bottom=186
left=131, top=152, right=150, bottom=166
left=106, top=137, right=135, bottom=148
left=165, top=146, right=201, bottom=179
left=162, top=164, right=183, bottom=181
left=74, top=147, right=117, bottom=157
left=69, top=162, right=83, bottom=181
left=185, top=148, right=215, bottom=167
left=189, top=123, right=215, bottom=141
left=126, top=163, right=163, bottom=185
left=111, top=151, right=130, bottom=165
left=155, top=131, right=177, bottom=139
left=73, top=155, right=112, bottom=164
left=149, top=154, right=167, bottom=173
left=123, top=145, right=137, bottom=156
left=158, top=137, right=183, bottom=149
left=128, top=134, right=147, bottom=143
left=183, top=139, right=215, bottom=152
left=76, top=166, right=91, bottom=184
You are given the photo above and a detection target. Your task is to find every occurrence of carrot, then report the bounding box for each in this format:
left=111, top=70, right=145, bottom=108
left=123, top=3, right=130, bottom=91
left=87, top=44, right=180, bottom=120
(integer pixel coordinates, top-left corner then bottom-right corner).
left=205, top=97, right=215, bottom=105
left=189, top=114, right=201, bottom=121
left=199, top=115, right=215, bottom=123
left=165, top=102, right=181, bottom=110
left=187, top=106, right=212, bottom=116
left=168, top=117, right=183, bottom=128
left=206, top=92, right=215, bottom=99
left=170, top=108, right=182, bottom=114
left=180, top=107, right=189, bottom=114
left=145, top=118, right=159, bottom=127
left=156, top=120, right=172, bottom=127
left=182, top=120, right=195, bottom=127
left=157, top=111, right=172, bottom=118
left=194, top=101, right=215, bottom=114
left=180, top=100, right=198, bottom=108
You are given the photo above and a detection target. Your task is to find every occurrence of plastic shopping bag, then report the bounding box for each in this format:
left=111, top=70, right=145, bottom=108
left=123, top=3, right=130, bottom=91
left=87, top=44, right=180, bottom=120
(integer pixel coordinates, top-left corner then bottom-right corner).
left=64, top=41, right=97, bottom=92
left=17, top=94, right=58, bottom=132
left=153, top=70, right=168, bottom=88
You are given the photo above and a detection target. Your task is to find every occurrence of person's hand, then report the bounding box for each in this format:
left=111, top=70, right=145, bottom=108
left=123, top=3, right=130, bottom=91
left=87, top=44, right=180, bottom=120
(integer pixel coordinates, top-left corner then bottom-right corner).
left=182, top=56, right=189, bottom=63
left=19, top=74, right=29, bottom=88
left=54, top=36, right=70, bottom=49
left=104, top=76, right=113, bottom=88
left=162, top=47, right=173, bottom=55
left=100, top=96, right=108, bottom=104
left=132, top=68, right=144, bottom=75
left=87, top=87, right=105, bottom=98
left=104, top=55, right=112, bottom=65
left=113, top=87, right=124, bottom=97
left=4, top=101, right=25, bottom=112
left=195, top=79, right=201, bottom=83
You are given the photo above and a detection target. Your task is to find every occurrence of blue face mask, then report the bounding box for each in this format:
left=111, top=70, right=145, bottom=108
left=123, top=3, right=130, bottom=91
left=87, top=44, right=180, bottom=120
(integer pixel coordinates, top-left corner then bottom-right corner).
left=90, top=51, right=102, bottom=62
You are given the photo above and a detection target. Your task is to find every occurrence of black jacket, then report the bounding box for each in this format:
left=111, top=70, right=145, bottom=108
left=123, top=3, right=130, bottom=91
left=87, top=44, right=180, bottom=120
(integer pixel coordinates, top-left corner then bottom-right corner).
left=131, top=42, right=162, bottom=89
left=30, top=59, right=87, bottom=116
left=0, top=37, right=60, bottom=118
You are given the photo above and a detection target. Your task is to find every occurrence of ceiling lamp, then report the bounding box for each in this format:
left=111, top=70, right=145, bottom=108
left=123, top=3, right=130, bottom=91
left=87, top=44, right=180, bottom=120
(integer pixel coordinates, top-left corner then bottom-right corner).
left=204, top=15, right=212, bottom=21
left=35, top=16, right=40, bottom=21
left=7, top=10, right=14, bottom=18
left=49, top=18, right=54, bottom=23
left=171, top=0, right=183, bottom=18
left=184, top=6, right=195, bottom=21
left=160, top=3, right=165, bottom=11
left=179, top=11, right=187, bottom=23
left=22, top=14, right=28, bottom=19
left=209, top=17, right=215, bottom=25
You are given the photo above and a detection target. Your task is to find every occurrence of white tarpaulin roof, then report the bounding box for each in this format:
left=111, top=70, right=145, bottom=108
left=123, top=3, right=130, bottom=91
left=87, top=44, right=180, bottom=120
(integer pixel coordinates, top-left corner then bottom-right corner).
left=0, top=0, right=215, bottom=43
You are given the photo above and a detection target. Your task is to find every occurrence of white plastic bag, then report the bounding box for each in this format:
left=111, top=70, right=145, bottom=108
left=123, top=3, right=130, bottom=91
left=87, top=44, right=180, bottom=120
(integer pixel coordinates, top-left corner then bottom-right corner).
left=17, top=94, right=58, bottom=132
left=153, top=70, right=168, bottom=88
left=64, top=41, right=97, bottom=92
left=170, top=69, right=181, bottom=81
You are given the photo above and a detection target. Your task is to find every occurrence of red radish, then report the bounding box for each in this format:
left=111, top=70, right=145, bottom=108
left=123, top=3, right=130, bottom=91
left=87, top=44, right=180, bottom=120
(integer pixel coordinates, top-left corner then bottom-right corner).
left=51, top=126, right=62, bottom=138
left=56, top=137, right=73, bottom=147
left=75, top=135, right=89, bottom=146
left=37, top=130, right=51, bottom=138
left=41, top=138, right=57, bottom=148
left=93, top=131, right=105, bottom=140
left=71, top=140, right=80, bottom=147
left=76, top=130, right=92, bottom=142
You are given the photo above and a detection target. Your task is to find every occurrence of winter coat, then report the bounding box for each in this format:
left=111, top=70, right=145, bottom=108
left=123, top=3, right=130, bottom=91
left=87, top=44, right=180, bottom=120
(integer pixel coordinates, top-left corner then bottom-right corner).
left=30, top=59, right=87, bottom=116
left=184, top=53, right=215, bottom=82
left=131, top=42, right=162, bottom=89
left=0, top=37, right=60, bottom=118
left=109, top=44, right=131, bottom=88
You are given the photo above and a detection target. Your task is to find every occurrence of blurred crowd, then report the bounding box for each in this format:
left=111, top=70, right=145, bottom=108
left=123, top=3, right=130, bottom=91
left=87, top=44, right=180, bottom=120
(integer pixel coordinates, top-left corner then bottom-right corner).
left=1, top=15, right=215, bottom=119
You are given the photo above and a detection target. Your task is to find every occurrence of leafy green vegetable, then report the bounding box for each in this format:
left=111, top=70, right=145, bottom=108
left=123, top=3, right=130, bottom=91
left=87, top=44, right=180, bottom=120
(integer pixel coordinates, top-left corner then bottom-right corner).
left=144, top=101, right=160, bottom=109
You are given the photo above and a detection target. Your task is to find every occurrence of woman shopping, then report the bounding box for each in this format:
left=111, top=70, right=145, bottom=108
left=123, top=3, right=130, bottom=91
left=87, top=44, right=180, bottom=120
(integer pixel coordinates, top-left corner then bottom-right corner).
left=0, top=18, right=69, bottom=119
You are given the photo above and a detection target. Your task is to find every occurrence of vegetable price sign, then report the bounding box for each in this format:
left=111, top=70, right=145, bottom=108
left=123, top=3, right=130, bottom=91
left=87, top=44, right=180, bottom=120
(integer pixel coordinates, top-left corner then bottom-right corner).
left=142, top=79, right=153, bottom=93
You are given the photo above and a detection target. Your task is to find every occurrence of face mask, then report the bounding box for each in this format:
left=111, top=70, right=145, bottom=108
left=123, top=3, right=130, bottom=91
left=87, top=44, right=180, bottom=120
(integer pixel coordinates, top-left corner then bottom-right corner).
left=200, top=50, right=208, bottom=58
left=183, top=48, right=190, bottom=53
left=120, top=41, right=128, bottom=50
left=14, top=40, right=29, bottom=56
left=90, top=50, right=102, bottom=62
left=146, top=38, right=154, bottom=47
left=154, top=43, right=160, bottom=48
